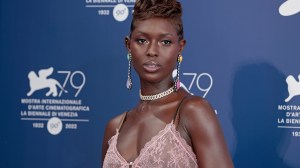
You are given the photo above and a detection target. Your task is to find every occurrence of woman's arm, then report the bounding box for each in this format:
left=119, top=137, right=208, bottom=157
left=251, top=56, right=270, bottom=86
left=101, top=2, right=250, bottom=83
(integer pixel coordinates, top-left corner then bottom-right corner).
left=181, top=96, right=234, bottom=167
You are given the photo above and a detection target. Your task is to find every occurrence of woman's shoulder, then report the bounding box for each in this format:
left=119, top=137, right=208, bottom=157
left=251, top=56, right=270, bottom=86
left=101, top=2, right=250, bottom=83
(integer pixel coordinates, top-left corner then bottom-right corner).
left=104, top=112, right=127, bottom=136
left=178, top=96, right=234, bottom=167
left=180, top=95, right=217, bottom=128
left=182, top=95, right=214, bottom=114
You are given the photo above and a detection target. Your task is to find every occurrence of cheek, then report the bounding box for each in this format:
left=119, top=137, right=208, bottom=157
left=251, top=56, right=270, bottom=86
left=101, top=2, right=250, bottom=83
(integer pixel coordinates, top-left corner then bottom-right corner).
left=168, top=59, right=178, bottom=71
left=130, top=42, right=144, bottom=53
left=130, top=48, right=145, bottom=63
left=165, top=52, right=179, bottom=67
left=131, top=55, right=144, bottom=71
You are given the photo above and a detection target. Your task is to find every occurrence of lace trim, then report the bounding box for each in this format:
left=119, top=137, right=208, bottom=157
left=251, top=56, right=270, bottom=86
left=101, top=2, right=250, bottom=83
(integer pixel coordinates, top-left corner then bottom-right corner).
left=107, top=128, right=121, bottom=145
left=111, top=121, right=197, bottom=165
left=169, top=124, right=198, bottom=163
left=113, top=122, right=173, bottom=164
left=112, top=130, right=130, bottom=164
left=135, top=122, right=173, bottom=162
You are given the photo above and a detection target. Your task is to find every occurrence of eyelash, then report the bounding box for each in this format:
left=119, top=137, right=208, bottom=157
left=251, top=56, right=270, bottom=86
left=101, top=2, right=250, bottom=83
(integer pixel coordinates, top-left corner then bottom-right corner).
left=135, top=39, right=172, bottom=46
left=136, top=39, right=147, bottom=44
left=162, top=40, right=172, bottom=45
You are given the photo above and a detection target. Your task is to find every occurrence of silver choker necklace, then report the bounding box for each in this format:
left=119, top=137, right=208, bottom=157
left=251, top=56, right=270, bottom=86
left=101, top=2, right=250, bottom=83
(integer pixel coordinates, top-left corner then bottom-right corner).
left=139, top=86, right=175, bottom=101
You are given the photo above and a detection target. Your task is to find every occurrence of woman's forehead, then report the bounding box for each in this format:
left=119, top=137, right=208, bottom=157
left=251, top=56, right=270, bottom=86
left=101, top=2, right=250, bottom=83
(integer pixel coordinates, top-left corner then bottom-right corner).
left=132, top=18, right=178, bottom=36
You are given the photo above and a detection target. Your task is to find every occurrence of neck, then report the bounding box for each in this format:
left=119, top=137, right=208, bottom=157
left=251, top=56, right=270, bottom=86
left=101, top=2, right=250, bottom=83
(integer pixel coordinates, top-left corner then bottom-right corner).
left=139, top=78, right=173, bottom=96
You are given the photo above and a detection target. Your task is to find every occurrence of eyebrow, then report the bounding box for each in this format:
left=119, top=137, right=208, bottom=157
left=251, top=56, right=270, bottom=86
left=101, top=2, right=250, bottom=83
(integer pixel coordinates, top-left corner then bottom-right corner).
left=134, top=31, right=176, bottom=37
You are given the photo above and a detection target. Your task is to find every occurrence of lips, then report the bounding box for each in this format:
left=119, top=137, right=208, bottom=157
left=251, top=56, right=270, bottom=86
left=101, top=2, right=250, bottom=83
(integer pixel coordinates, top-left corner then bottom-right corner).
left=143, top=61, right=161, bottom=72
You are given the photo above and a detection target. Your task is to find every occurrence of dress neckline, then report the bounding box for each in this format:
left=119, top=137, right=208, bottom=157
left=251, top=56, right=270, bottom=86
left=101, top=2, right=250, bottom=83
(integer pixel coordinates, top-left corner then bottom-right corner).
left=112, top=96, right=193, bottom=165
left=112, top=120, right=197, bottom=165
left=114, top=121, right=173, bottom=164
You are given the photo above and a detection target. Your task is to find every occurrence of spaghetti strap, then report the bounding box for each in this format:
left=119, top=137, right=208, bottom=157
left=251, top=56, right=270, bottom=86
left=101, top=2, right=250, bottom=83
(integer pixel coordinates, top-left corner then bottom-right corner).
left=117, top=112, right=128, bottom=131
left=173, top=96, right=189, bottom=127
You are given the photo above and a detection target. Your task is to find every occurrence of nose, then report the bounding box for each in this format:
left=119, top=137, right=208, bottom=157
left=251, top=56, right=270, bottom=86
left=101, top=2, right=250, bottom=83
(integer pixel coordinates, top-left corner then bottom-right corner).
left=146, top=41, right=158, bottom=57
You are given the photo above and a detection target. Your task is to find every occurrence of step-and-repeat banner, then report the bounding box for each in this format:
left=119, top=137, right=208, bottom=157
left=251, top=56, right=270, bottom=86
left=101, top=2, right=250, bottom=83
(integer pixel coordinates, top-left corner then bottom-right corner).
left=1, top=0, right=299, bottom=168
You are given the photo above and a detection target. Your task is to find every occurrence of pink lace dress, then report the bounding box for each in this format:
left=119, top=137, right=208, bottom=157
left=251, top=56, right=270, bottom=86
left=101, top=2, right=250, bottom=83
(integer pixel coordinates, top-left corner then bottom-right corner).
left=103, top=120, right=198, bottom=168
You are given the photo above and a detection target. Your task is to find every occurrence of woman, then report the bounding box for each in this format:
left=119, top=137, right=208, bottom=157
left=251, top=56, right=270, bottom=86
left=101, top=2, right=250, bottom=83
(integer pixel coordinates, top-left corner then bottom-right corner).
left=102, top=0, right=234, bottom=167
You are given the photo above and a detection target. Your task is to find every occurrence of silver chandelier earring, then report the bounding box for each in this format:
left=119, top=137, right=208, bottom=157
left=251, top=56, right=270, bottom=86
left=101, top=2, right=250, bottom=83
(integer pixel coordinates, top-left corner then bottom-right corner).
left=174, top=54, right=183, bottom=91
left=126, top=53, right=132, bottom=90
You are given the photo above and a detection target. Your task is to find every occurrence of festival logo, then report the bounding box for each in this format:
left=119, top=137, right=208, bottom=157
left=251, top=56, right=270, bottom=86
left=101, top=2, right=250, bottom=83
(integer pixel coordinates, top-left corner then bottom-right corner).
left=279, top=0, right=300, bottom=16
left=85, top=0, right=135, bottom=22
left=285, top=74, right=300, bottom=102
left=181, top=71, right=213, bottom=98
left=47, top=117, right=63, bottom=135
left=113, top=3, right=129, bottom=22
left=180, top=70, right=218, bottom=114
left=277, top=74, right=300, bottom=138
left=20, top=67, right=90, bottom=135
left=27, top=67, right=67, bottom=97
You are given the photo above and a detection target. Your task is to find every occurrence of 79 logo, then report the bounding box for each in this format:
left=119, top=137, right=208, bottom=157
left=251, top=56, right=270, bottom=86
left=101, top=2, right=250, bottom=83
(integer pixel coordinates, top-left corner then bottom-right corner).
left=57, top=71, right=86, bottom=97
left=183, top=72, right=217, bottom=114
left=27, top=67, right=86, bottom=98
left=183, top=73, right=213, bottom=98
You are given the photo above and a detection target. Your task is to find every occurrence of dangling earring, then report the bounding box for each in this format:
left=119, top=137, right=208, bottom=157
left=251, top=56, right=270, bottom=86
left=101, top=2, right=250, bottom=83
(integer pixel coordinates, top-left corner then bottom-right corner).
left=174, top=54, right=183, bottom=91
left=126, top=53, right=132, bottom=90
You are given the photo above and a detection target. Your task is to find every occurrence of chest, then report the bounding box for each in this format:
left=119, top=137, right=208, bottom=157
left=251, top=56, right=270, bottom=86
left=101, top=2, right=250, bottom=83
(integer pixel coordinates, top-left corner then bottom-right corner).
left=117, top=118, right=169, bottom=161
left=105, top=123, right=198, bottom=168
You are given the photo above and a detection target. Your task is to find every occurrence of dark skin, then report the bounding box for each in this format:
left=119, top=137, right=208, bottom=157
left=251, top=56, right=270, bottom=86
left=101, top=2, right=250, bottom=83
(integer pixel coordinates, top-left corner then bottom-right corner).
left=102, top=17, right=234, bottom=167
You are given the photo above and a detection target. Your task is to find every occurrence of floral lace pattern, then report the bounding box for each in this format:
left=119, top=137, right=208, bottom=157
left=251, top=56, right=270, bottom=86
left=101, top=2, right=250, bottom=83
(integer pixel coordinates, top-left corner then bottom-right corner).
left=103, top=122, right=198, bottom=168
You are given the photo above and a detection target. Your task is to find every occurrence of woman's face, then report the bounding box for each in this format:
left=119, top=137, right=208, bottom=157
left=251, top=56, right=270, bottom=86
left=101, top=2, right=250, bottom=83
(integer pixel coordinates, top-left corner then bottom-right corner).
left=127, top=17, right=186, bottom=84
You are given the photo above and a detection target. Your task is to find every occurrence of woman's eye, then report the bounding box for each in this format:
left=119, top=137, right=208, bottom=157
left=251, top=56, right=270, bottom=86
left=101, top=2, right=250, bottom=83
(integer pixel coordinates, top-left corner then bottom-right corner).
left=137, top=39, right=147, bottom=44
left=162, top=40, right=172, bottom=45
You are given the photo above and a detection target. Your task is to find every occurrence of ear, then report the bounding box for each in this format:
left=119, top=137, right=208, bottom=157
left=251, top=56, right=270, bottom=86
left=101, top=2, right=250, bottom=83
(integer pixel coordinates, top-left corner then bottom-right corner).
left=179, top=39, right=186, bottom=53
left=125, top=36, right=131, bottom=52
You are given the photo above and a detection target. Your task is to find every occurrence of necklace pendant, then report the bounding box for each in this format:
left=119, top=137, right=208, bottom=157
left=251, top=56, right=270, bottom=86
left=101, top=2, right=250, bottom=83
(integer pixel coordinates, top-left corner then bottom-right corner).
left=126, top=78, right=132, bottom=89
left=176, top=79, right=180, bottom=91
